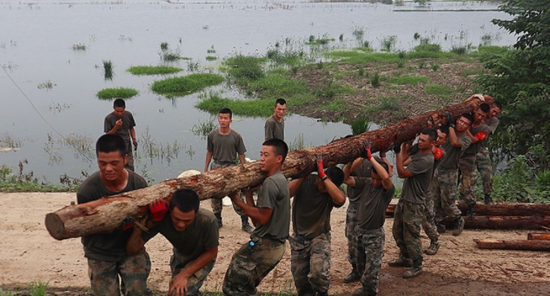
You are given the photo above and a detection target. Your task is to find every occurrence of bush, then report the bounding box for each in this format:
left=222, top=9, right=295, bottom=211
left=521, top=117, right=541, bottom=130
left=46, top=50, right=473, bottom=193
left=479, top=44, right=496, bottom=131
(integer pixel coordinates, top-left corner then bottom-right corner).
left=414, top=43, right=441, bottom=53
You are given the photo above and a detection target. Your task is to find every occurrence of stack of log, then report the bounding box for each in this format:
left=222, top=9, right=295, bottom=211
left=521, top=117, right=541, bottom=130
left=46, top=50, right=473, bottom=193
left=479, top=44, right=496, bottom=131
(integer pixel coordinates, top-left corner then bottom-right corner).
left=475, top=232, right=550, bottom=251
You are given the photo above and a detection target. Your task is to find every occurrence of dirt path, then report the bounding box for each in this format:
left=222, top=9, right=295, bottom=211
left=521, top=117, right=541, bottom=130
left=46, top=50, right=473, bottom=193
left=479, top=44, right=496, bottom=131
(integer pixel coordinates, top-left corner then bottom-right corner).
left=1, top=192, right=549, bottom=295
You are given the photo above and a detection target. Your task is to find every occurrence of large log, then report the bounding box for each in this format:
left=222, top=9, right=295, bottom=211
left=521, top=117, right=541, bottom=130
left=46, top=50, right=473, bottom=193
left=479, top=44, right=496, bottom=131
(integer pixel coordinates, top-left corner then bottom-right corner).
left=385, top=203, right=550, bottom=217
left=45, top=100, right=479, bottom=240
left=474, top=239, right=550, bottom=251
left=527, top=233, right=550, bottom=240
left=459, top=216, right=550, bottom=230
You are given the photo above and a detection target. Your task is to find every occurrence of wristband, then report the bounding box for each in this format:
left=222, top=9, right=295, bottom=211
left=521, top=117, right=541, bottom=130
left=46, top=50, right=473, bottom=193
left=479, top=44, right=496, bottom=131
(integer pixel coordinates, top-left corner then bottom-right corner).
left=321, top=175, right=328, bottom=181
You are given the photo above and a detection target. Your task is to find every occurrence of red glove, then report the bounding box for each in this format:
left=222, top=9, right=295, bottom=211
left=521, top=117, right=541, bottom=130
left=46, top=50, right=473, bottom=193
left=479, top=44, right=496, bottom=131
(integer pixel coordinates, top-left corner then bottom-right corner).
left=434, top=148, right=444, bottom=160
left=316, top=155, right=326, bottom=180
left=120, top=217, right=134, bottom=231
left=364, top=141, right=372, bottom=160
left=475, top=131, right=488, bottom=141
left=149, top=199, right=169, bottom=222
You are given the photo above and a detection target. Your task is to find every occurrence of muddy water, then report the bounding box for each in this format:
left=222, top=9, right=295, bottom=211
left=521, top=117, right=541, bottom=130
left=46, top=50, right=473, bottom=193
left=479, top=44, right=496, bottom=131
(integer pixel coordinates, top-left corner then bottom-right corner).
left=0, top=0, right=513, bottom=185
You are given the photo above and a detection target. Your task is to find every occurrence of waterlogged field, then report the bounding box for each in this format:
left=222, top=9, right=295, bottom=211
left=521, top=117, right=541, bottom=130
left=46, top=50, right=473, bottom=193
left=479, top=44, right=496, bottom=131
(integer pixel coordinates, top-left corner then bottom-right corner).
left=0, top=0, right=514, bottom=186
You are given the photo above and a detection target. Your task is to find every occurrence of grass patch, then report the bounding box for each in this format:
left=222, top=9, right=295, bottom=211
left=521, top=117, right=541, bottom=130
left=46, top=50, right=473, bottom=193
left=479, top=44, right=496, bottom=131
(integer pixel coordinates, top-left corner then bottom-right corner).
left=103, top=60, right=113, bottom=80
left=0, top=164, right=78, bottom=192
left=387, top=74, right=429, bottom=85
left=325, top=50, right=402, bottom=64
left=325, top=98, right=347, bottom=111
left=151, top=73, right=224, bottom=98
left=196, top=93, right=276, bottom=118
left=71, top=43, right=86, bottom=51
left=206, top=56, right=217, bottom=61
left=224, top=55, right=266, bottom=86
left=266, top=49, right=304, bottom=66
left=97, top=87, right=138, bottom=100
left=424, top=84, right=454, bottom=98
left=127, top=65, right=182, bottom=75
left=364, top=96, right=402, bottom=117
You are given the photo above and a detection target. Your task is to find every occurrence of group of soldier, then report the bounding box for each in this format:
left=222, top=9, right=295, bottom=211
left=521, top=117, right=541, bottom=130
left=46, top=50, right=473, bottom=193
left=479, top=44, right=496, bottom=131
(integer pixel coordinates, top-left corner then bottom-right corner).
left=77, top=95, right=501, bottom=295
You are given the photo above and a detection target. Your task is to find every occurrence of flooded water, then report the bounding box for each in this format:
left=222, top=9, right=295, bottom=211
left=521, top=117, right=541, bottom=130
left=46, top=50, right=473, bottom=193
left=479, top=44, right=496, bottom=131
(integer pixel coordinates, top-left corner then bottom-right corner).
left=0, top=0, right=514, bottom=185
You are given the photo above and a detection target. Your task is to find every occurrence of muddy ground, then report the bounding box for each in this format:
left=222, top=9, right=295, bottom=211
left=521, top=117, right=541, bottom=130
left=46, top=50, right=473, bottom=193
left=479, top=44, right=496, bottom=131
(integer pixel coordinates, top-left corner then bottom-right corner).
left=1, top=192, right=549, bottom=295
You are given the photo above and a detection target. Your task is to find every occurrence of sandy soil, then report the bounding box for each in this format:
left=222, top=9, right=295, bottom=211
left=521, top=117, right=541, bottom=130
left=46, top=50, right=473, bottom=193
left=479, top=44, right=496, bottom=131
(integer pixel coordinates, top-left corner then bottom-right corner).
left=1, top=192, right=550, bottom=295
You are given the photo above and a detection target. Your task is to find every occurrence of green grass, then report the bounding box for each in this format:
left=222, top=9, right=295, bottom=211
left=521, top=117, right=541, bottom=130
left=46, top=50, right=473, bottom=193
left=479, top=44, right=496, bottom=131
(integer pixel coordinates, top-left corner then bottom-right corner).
left=196, top=93, right=276, bottom=118
left=71, top=43, right=86, bottom=51
left=363, top=96, right=402, bottom=116
left=266, top=49, right=304, bottom=66
left=127, top=65, right=182, bottom=75
left=151, top=73, right=224, bottom=97
left=97, top=87, right=138, bottom=100
left=206, top=56, right=217, bottom=61
left=325, top=98, right=347, bottom=111
left=224, top=55, right=266, bottom=86
left=387, top=75, right=429, bottom=85
left=424, top=84, right=454, bottom=98
left=103, top=60, right=113, bottom=80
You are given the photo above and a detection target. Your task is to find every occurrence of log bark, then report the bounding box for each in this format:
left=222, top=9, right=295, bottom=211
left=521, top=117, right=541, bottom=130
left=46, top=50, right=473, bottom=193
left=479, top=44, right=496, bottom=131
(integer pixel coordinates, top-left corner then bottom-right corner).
left=385, top=203, right=550, bottom=217
left=455, top=216, right=550, bottom=230
left=527, top=233, right=550, bottom=240
left=474, top=239, right=550, bottom=251
left=45, top=100, right=480, bottom=240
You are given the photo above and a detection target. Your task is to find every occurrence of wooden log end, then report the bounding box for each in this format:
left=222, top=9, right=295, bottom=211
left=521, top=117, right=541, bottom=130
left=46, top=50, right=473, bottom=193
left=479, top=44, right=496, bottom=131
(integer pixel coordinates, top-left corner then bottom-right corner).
left=45, top=213, right=66, bottom=240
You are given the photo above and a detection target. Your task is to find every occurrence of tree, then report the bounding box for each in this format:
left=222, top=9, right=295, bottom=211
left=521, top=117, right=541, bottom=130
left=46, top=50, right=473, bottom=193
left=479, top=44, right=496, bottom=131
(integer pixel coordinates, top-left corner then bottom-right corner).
left=477, top=0, right=550, bottom=158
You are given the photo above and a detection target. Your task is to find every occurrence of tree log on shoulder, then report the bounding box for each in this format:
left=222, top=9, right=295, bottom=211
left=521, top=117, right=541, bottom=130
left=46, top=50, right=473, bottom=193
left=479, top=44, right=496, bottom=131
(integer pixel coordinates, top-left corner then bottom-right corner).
left=45, top=100, right=479, bottom=240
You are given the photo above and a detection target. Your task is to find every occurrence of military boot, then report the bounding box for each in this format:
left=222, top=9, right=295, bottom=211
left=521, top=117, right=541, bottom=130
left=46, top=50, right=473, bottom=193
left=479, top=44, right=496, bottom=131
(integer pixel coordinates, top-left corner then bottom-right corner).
left=466, top=204, right=476, bottom=217
left=344, top=269, right=361, bottom=283
left=241, top=215, right=254, bottom=233
left=453, top=216, right=465, bottom=236
left=388, top=256, right=412, bottom=267
left=214, top=213, right=223, bottom=228
left=436, top=222, right=446, bottom=234
left=402, top=265, right=423, bottom=279
left=425, top=239, right=440, bottom=255
left=484, top=193, right=494, bottom=204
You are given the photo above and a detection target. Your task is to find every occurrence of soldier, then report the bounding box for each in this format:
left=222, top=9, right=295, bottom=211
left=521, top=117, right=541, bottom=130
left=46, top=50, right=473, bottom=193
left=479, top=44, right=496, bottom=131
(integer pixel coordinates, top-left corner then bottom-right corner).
left=477, top=99, right=502, bottom=204
left=288, top=156, right=346, bottom=296
left=343, top=141, right=394, bottom=296
left=433, top=113, right=473, bottom=236
left=77, top=134, right=151, bottom=296
left=127, top=189, right=218, bottom=296
left=390, top=128, right=436, bottom=279
left=459, top=103, right=491, bottom=214
left=222, top=139, right=290, bottom=296
left=264, top=98, right=286, bottom=141
left=204, top=108, right=253, bottom=233
left=104, top=99, right=137, bottom=171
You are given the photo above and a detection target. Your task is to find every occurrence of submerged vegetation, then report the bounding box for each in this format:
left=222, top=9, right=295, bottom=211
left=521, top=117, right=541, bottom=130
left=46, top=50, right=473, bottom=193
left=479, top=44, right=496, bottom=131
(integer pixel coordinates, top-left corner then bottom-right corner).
left=97, top=87, right=138, bottom=100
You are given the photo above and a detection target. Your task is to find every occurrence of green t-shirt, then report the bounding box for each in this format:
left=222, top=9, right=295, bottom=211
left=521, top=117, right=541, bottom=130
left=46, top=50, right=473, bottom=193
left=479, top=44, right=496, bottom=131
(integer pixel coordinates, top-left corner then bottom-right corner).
left=253, top=171, right=290, bottom=242
left=354, top=177, right=395, bottom=230
left=104, top=111, right=136, bottom=145
left=264, top=115, right=284, bottom=141
left=207, top=129, right=246, bottom=164
left=463, top=124, right=492, bottom=156
left=292, top=175, right=342, bottom=239
left=438, top=134, right=471, bottom=170
left=77, top=170, right=147, bottom=262
left=400, top=152, right=434, bottom=204
left=141, top=208, right=219, bottom=267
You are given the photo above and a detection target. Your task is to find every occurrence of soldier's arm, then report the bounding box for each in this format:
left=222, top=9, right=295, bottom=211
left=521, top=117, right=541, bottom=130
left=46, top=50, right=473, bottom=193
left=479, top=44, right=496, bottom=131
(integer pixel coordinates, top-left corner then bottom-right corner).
left=230, top=191, right=273, bottom=225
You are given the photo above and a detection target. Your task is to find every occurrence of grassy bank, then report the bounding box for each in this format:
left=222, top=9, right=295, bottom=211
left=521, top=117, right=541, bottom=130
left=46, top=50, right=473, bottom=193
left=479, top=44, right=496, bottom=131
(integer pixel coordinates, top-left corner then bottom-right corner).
left=152, top=73, right=224, bottom=98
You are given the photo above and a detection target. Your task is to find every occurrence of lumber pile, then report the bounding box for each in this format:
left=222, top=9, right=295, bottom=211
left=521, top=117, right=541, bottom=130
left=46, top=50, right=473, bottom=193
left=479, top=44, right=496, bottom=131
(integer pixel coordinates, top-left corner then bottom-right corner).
left=474, top=232, right=550, bottom=251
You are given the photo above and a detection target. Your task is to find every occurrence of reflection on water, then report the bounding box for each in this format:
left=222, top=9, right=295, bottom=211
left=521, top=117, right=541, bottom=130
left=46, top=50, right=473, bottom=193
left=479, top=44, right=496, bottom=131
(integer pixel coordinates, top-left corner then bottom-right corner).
left=0, top=0, right=513, bottom=185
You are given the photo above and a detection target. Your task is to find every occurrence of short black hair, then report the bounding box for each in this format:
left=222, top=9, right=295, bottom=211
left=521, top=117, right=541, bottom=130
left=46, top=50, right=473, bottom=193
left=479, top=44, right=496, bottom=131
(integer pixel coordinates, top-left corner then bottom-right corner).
left=492, top=100, right=502, bottom=110
left=421, top=127, right=437, bottom=141
left=460, top=113, right=474, bottom=124
left=479, top=103, right=490, bottom=113
left=436, top=125, right=449, bottom=135
left=326, top=167, right=344, bottom=187
left=372, top=162, right=389, bottom=175
left=113, top=99, right=126, bottom=108
left=96, top=134, right=127, bottom=157
left=262, top=138, right=289, bottom=163
left=275, top=99, right=287, bottom=106
left=219, top=108, right=232, bottom=119
left=170, top=189, right=200, bottom=213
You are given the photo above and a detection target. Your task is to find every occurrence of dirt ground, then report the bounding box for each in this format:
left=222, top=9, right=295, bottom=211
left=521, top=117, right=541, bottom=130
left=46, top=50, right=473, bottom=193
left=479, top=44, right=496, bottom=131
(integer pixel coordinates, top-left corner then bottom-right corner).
left=1, top=192, right=550, bottom=295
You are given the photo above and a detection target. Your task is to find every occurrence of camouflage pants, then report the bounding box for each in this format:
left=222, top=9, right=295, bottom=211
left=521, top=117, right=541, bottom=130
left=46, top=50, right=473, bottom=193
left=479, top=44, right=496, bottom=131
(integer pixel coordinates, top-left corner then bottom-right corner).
left=392, top=200, right=424, bottom=267
left=422, top=190, right=439, bottom=241
left=476, top=148, right=493, bottom=196
left=433, top=168, right=462, bottom=223
left=125, top=140, right=135, bottom=171
left=345, top=200, right=360, bottom=271
left=459, top=154, right=477, bottom=208
left=290, top=233, right=331, bottom=296
left=223, top=236, right=286, bottom=296
left=170, top=252, right=216, bottom=296
left=354, top=227, right=385, bottom=296
left=87, top=248, right=151, bottom=296
left=210, top=162, right=245, bottom=216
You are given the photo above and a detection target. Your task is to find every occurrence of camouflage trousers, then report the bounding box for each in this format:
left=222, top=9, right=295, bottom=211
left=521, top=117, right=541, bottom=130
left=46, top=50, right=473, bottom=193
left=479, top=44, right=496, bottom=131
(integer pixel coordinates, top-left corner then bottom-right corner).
left=433, top=168, right=462, bottom=223
left=345, top=200, right=360, bottom=271
left=422, top=190, right=439, bottom=241
left=223, top=236, right=286, bottom=296
left=459, top=154, right=477, bottom=208
left=87, top=248, right=151, bottom=296
left=392, top=200, right=424, bottom=267
left=210, top=161, right=245, bottom=216
left=124, top=140, right=135, bottom=172
left=170, top=251, right=216, bottom=296
left=353, top=227, right=385, bottom=296
left=290, top=233, right=332, bottom=296
left=476, top=148, right=493, bottom=196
